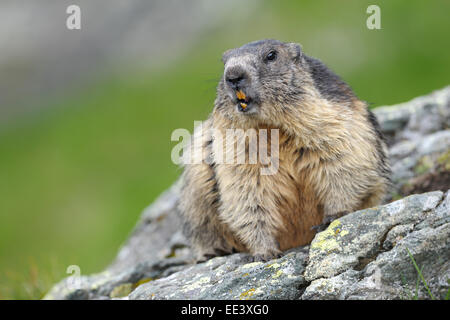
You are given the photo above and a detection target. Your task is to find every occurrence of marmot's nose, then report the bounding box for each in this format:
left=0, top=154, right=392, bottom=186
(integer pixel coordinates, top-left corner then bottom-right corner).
left=225, top=67, right=248, bottom=90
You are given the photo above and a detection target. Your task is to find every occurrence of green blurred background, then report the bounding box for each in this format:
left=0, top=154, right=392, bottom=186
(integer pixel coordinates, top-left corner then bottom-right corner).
left=0, top=0, right=449, bottom=299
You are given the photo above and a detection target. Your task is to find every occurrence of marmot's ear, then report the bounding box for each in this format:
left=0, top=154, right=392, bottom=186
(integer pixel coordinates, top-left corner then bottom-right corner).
left=287, top=43, right=302, bottom=63
left=221, top=49, right=233, bottom=64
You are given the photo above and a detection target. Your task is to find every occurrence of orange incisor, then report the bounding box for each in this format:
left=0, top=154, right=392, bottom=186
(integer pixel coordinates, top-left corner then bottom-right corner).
left=236, top=90, right=247, bottom=109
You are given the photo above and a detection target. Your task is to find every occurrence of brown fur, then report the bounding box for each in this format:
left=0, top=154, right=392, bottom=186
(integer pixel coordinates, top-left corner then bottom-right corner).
left=178, top=39, right=391, bottom=262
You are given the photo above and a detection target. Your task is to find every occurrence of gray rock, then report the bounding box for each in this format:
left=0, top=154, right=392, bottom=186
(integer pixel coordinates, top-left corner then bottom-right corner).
left=373, top=86, right=450, bottom=138
left=375, top=87, right=450, bottom=199
left=44, top=256, right=193, bottom=300
left=45, top=190, right=449, bottom=300
left=389, top=140, right=417, bottom=161
left=130, top=247, right=308, bottom=300
left=417, top=130, right=450, bottom=155
left=45, top=87, right=450, bottom=300
left=302, top=191, right=449, bottom=300
left=303, top=191, right=444, bottom=281
left=382, top=223, right=414, bottom=250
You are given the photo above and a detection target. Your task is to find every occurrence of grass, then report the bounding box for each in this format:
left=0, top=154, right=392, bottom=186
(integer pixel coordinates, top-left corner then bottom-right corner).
left=402, top=247, right=449, bottom=300
left=0, top=258, right=65, bottom=300
left=1, top=0, right=450, bottom=299
left=406, top=248, right=435, bottom=299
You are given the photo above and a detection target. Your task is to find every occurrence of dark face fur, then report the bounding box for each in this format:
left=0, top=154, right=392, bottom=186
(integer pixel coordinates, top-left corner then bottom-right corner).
left=215, top=39, right=308, bottom=123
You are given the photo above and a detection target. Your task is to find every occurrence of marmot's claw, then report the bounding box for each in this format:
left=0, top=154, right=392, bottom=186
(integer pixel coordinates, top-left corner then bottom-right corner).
left=194, top=255, right=211, bottom=264
left=253, top=252, right=283, bottom=262
left=310, top=222, right=329, bottom=233
left=252, top=254, right=271, bottom=263
left=240, top=254, right=255, bottom=264
left=195, top=247, right=233, bottom=263
left=311, top=211, right=350, bottom=233
left=214, top=248, right=232, bottom=256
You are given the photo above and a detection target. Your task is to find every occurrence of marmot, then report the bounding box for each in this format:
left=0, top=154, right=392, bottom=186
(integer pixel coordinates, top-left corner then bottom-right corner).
left=178, top=39, right=391, bottom=262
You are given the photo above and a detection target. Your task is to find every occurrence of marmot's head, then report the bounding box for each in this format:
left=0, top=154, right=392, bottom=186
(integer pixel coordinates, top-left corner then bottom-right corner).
left=214, top=39, right=311, bottom=124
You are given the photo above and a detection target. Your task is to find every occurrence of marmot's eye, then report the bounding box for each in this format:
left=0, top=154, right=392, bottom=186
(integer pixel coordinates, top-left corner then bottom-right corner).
left=266, top=50, right=277, bottom=62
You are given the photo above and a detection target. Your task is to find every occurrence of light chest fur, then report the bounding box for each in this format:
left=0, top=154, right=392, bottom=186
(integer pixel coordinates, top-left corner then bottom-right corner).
left=210, top=117, right=322, bottom=251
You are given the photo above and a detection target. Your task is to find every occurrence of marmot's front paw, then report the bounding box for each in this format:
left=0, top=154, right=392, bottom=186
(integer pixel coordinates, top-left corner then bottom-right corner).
left=252, top=251, right=283, bottom=262
left=310, top=221, right=329, bottom=233
left=194, top=247, right=232, bottom=263
left=311, top=211, right=350, bottom=233
left=242, top=249, right=282, bottom=263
